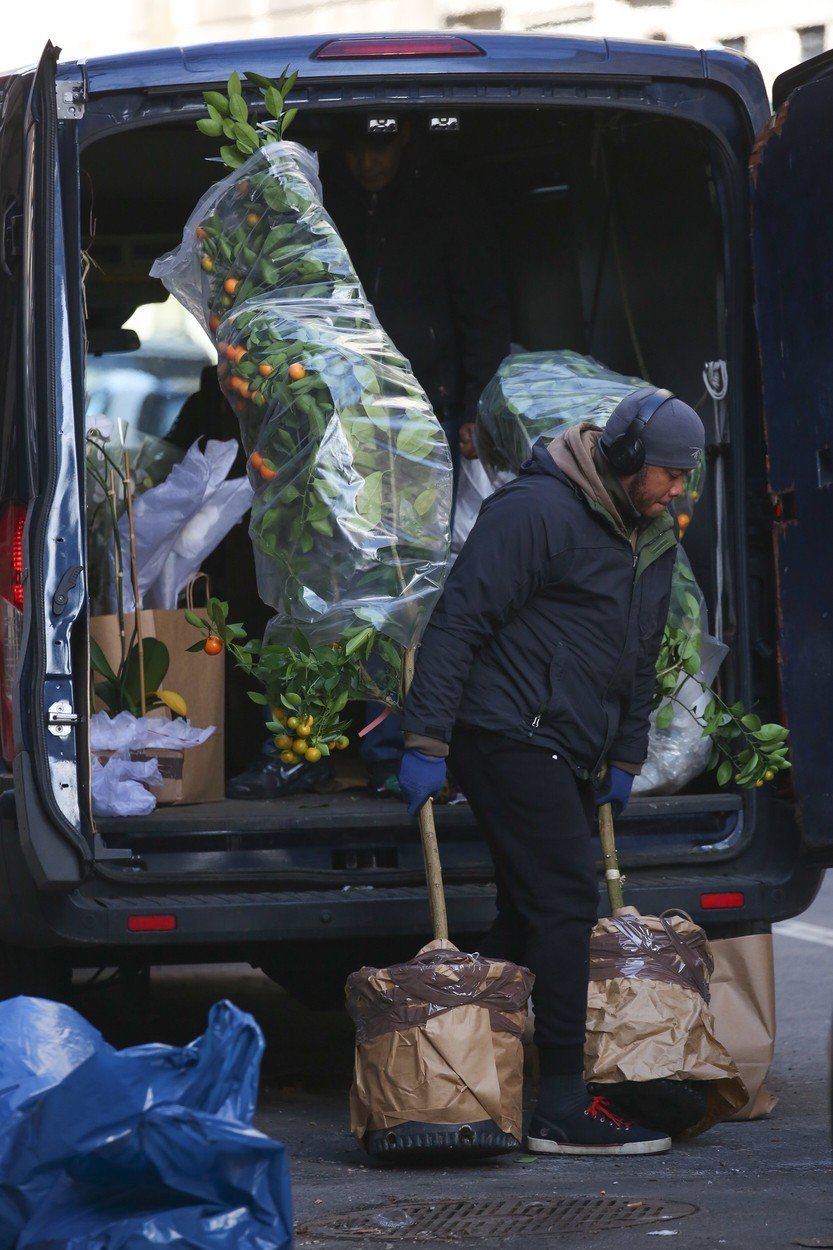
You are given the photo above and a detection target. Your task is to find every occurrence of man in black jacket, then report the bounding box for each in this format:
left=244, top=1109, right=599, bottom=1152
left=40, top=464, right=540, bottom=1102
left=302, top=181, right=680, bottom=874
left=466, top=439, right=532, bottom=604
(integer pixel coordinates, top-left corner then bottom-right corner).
left=399, top=388, right=706, bottom=1156
left=321, top=119, right=511, bottom=476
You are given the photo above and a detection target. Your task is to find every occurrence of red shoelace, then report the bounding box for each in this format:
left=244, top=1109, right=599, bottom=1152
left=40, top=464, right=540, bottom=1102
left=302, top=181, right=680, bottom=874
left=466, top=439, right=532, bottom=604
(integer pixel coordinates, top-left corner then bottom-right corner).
left=585, top=1095, right=634, bottom=1130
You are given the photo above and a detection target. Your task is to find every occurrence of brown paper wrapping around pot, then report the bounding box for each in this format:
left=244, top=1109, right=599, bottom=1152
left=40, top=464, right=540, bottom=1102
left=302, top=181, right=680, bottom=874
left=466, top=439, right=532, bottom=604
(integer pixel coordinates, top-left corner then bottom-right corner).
left=90, top=607, right=225, bottom=804
left=584, top=912, right=748, bottom=1135
left=709, top=934, right=777, bottom=1120
left=346, top=939, right=534, bottom=1143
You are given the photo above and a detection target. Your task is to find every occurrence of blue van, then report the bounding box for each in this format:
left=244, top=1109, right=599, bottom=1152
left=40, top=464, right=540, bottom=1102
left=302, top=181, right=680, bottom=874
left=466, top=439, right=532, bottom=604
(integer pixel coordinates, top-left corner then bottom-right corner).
left=0, top=33, right=829, bottom=1004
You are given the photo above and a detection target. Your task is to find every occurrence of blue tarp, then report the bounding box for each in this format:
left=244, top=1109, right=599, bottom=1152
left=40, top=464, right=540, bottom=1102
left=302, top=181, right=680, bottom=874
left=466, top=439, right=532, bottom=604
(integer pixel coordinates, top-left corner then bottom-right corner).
left=0, top=996, right=293, bottom=1249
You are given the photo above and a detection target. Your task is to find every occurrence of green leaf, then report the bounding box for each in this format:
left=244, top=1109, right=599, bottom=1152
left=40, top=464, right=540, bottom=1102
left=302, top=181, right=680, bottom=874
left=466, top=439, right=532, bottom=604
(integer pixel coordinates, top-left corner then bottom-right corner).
left=345, top=626, right=374, bottom=657
left=220, top=144, right=244, bottom=170
left=184, top=610, right=207, bottom=630
left=196, top=118, right=223, bottom=138
left=280, top=70, right=299, bottom=99
left=281, top=108, right=298, bottom=136
left=94, top=679, right=120, bottom=717
left=756, top=723, right=789, bottom=742
left=203, top=91, right=230, bottom=116
left=89, top=638, right=118, bottom=685
left=655, top=702, right=674, bottom=730
left=264, top=86, right=283, bottom=120
left=283, top=691, right=302, bottom=708
left=247, top=690, right=269, bottom=705
left=185, top=641, right=207, bottom=653
left=228, top=70, right=242, bottom=97
left=741, top=713, right=762, bottom=731
left=122, top=637, right=170, bottom=709
left=717, top=760, right=733, bottom=786
left=414, top=487, right=438, bottom=517
left=243, top=70, right=274, bottom=90
left=229, top=92, right=249, bottom=123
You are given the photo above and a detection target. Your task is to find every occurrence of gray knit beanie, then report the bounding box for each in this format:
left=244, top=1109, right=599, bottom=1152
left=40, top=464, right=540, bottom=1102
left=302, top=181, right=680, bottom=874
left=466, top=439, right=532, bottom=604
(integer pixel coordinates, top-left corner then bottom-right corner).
left=602, top=387, right=705, bottom=472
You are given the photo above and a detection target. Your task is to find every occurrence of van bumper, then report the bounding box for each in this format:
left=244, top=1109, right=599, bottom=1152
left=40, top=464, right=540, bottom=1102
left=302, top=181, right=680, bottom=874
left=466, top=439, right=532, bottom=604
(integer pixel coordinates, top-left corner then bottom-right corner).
left=12, top=867, right=821, bottom=953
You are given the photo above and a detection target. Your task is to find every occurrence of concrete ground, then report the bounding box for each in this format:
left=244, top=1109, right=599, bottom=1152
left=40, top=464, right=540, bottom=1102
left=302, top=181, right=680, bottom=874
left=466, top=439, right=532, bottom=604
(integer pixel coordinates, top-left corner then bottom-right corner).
left=67, top=874, right=833, bottom=1249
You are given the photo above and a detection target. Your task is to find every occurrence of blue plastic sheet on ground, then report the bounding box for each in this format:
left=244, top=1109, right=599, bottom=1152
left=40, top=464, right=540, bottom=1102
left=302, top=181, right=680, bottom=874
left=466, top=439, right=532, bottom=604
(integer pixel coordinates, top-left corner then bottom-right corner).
left=0, top=997, right=292, bottom=1249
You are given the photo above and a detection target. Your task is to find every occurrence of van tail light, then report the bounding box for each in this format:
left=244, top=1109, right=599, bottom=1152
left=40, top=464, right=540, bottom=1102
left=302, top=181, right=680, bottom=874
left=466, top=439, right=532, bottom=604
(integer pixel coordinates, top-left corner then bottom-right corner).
left=313, top=36, right=484, bottom=60
left=0, top=504, right=26, bottom=767
left=700, top=892, right=745, bottom=910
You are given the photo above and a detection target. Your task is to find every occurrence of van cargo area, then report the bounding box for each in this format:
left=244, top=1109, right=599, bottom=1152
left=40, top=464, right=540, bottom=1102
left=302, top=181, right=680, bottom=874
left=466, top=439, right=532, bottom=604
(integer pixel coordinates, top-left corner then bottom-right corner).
left=77, top=98, right=778, bottom=904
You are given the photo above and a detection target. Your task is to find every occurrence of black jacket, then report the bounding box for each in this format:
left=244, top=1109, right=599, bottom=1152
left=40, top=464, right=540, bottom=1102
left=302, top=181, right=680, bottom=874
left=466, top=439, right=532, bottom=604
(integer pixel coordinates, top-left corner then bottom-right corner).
left=320, top=154, right=511, bottom=425
left=402, top=440, right=677, bottom=778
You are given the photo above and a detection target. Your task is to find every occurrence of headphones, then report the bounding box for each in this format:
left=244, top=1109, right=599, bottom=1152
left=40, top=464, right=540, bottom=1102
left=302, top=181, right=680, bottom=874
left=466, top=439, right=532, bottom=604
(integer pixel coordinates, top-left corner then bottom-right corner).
left=600, top=388, right=675, bottom=476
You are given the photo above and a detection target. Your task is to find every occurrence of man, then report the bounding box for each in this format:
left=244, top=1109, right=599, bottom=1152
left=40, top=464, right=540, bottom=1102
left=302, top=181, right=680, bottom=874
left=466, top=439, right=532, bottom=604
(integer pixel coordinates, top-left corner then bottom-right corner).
left=322, top=117, right=511, bottom=794
left=322, top=119, right=510, bottom=477
left=399, top=388, right=706, bottom=1156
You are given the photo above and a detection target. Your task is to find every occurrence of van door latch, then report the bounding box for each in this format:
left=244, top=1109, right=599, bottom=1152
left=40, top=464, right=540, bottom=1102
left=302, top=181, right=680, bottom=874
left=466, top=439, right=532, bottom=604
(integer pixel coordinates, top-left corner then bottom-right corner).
left=51, top=565, right=83, bottom=616
left=56, top=78, right=85, bottom=120
left=48, top=700, right=79, bottom=738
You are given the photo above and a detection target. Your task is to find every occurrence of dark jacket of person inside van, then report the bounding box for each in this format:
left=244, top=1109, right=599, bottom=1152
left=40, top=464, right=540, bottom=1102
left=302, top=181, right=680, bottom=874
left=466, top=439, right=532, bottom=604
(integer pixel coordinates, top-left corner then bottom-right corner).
left=320, top=122, right=512, bottom=459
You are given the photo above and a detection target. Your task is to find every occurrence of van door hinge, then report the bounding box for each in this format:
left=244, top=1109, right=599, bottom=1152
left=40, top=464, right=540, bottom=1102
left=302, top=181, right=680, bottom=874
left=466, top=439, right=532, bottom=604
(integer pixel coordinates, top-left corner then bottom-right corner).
left=48, top=700, right=79, bottom=737
left=56, top=78, right=85, bottom=120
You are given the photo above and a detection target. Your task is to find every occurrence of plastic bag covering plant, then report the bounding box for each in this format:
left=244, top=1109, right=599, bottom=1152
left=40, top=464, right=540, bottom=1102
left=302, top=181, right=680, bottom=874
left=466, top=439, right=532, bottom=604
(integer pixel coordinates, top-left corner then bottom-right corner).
left=151, top=71, right=452, bottom=727
left=0, top=996, right=292, bottom=1249
left=477, top=349, right=704, bottom=533
left=476, top=350, right=789, bottom=790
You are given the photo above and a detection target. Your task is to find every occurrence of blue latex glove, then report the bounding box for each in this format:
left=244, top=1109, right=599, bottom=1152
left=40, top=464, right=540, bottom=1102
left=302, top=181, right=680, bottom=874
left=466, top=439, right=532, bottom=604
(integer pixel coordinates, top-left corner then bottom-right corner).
left=398, top=749, right=447, bottom=816
left=595, top=766, right=634, bottom=817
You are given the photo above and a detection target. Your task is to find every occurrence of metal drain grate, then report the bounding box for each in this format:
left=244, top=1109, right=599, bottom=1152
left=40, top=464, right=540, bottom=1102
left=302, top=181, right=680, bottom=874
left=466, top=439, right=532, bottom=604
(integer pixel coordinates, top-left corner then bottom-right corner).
left=301, top=1195, right=697, bottom=1242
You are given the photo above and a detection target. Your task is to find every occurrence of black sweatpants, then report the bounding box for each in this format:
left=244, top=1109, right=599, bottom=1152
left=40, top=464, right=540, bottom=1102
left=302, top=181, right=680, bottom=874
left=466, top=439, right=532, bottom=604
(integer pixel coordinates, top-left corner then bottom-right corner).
left=450, top=724, right=599, bottom=1076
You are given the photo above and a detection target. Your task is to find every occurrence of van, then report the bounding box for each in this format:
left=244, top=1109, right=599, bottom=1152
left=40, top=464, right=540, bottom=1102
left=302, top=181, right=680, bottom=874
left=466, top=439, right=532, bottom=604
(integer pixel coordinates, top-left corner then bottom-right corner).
left=0, top=33, right=829, bottom=1006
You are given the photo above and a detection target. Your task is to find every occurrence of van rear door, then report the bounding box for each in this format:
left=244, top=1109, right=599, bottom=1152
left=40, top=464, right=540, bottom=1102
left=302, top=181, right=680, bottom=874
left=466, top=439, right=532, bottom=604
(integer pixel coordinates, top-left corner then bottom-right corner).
left=11, top=43, right=89, bottom=883
left=750, top=57, right=833, bottom=862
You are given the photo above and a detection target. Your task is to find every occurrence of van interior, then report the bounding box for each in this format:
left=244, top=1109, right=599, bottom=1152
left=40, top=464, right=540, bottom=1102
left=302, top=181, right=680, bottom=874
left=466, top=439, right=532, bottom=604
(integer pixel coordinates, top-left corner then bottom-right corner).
left=80, top=102, right=758, bottom=887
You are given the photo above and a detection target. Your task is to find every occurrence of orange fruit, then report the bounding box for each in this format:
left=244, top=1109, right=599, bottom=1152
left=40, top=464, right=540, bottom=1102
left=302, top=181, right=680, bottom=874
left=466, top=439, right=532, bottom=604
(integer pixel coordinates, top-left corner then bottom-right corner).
left=195, top=226, right=208, bottom=240
left=259, top=363, right=273, bottom=377
left=200, top=257, right=214, bottom=272
left=292, top=739, right=307, bottom=755
left=275, top=735, right=294, bottom=750
left=279, top=750, right=296, bottom=764
left=296, top=723, right=311, bottom=738
left=223, top=278, right=239, bottom=295
left=246, top=212, right=261, bottom=226
left=288, top=363, right=306, bottom=381
left=249, top=452, right=263, bottom=470
left=286, top=717, right=299, bottom=730
left=236, top=179, right=250, bottom=194
left=209, top=314, right=221, bottom=334
left=305, top=747, right=322, bottom=763
left=204, top=636, right=223, bottom=656
left=335, top=736, right=350, bottom=750
left=260, top=464, right=277, bottom=481
left=232, top=346, right=247, bottom=363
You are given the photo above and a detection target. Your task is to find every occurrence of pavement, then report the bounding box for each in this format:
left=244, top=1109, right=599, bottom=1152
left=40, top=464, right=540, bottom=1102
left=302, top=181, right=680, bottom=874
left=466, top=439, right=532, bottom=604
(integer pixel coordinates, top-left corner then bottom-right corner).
left=66, top=873, right=833, bottom=1249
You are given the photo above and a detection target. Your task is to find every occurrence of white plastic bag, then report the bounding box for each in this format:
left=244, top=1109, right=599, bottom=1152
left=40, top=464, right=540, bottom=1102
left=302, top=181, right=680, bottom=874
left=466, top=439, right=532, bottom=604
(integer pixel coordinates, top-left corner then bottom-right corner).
left=117, top=439, right=253, bottom=612
left=91, top=753, right=162, bottom=817
left=90, top=711, right=215, bottom=753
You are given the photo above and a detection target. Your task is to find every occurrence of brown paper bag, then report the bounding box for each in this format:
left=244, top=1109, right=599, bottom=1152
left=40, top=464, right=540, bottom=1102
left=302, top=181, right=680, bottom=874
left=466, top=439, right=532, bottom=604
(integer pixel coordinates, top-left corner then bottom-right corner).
left=346, top=939, right=534, bottom=1145
left=709, top=934, right=777, bottom=1120
left=90, top=605, right=224, bottom=805
left=584, top=912, right=748, bottom=1135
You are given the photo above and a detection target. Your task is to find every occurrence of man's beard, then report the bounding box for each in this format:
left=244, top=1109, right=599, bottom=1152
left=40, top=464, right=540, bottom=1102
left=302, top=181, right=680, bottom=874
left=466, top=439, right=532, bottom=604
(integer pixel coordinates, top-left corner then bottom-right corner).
left=625, top=467, right=655, bottom=515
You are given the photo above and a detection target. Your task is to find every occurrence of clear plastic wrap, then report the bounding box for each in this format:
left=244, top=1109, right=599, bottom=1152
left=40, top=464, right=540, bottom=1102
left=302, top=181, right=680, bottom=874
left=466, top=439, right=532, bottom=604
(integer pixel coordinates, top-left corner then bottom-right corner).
left=476, top=348, right=705, bottom=525
left=633, top=550, right=728, bottom=796
left=152, top=141, right=452, bottom=651
left=477, top=349, right=645, bottom=478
